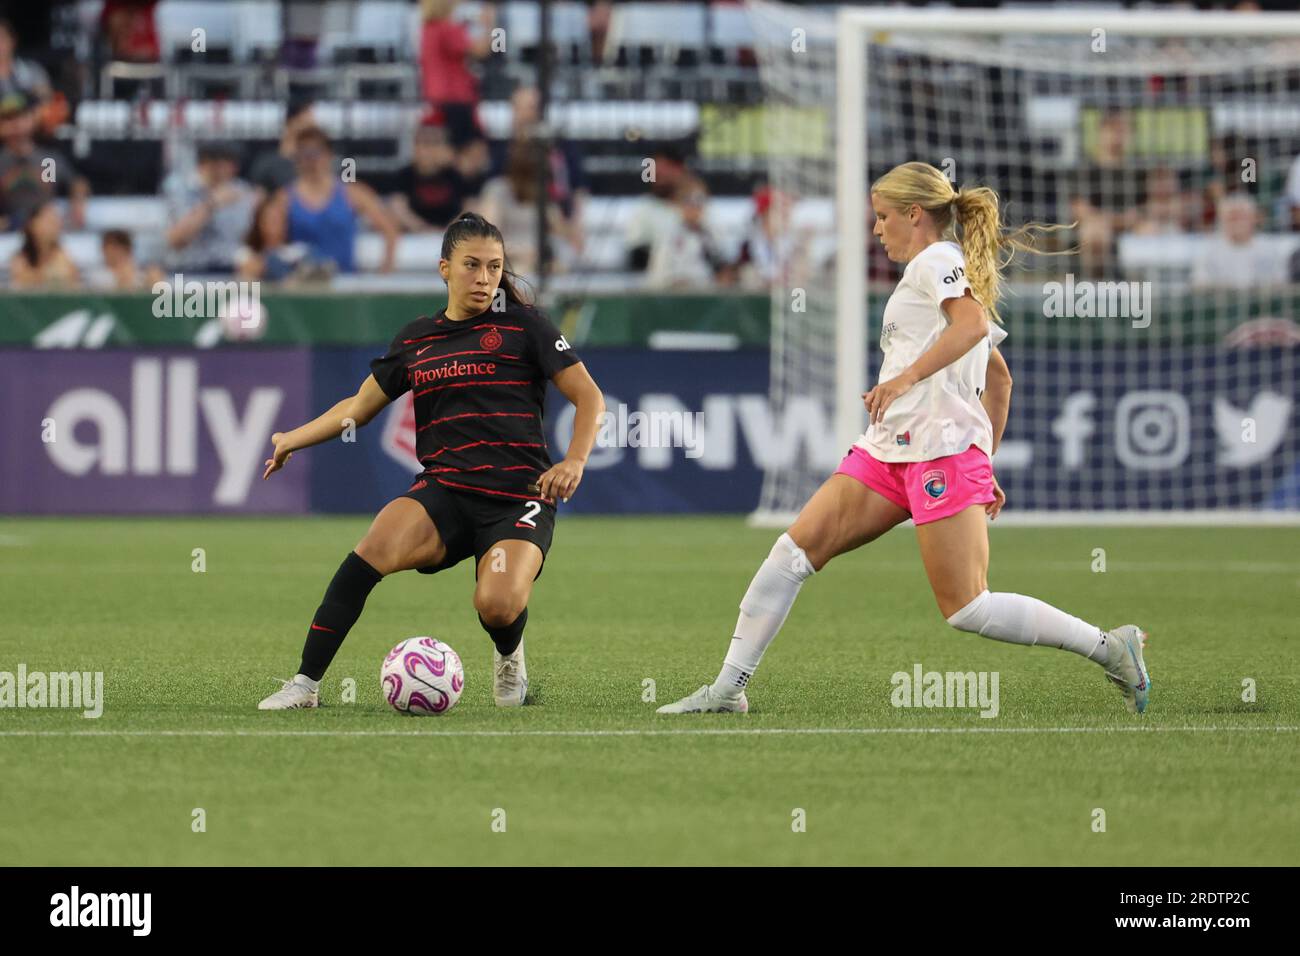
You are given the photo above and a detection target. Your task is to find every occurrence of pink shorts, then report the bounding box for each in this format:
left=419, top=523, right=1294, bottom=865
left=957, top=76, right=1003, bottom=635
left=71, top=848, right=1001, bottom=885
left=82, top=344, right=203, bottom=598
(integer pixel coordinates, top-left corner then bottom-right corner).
left=834, top=444, right=995, bottom=524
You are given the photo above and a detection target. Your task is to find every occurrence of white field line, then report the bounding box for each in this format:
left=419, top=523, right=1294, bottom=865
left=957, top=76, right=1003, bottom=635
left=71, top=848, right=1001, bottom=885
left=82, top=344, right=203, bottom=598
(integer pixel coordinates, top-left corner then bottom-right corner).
left=996, top=560, right=1300, bottom=574
left=0, top=726, right=1296, bottom=739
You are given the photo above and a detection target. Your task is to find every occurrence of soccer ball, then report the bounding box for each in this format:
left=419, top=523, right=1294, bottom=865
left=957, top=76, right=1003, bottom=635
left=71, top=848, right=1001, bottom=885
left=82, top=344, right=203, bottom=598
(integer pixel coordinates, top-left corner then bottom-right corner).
left=381, top=637, right=464, bottom=715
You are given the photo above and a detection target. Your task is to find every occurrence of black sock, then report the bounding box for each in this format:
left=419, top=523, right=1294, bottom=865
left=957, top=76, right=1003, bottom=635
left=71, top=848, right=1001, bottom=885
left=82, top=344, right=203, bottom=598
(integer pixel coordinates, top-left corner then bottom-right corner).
left=298, top=552, right=384, bottom=681
left=479, top=607, right=527, bottom=656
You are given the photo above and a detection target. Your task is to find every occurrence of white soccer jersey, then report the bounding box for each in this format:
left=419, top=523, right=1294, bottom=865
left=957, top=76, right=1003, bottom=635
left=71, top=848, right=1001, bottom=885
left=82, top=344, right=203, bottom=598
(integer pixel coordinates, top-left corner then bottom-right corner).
left=856, top=240, right=1008, bottom=462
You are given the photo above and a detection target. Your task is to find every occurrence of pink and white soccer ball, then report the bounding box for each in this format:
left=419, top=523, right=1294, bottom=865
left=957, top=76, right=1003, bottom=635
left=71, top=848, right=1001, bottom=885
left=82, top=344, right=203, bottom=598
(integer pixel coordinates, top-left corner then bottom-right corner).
left=381, top=637, right=464, bottom=715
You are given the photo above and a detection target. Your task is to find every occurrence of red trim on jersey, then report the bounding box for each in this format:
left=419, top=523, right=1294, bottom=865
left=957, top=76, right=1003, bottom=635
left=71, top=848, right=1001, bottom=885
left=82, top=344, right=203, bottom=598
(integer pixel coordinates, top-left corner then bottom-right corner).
left=435, top=477, right=547, bottom=501
left=404, top=323, right=525, bottom=346
left=416, top=411, right=537, bottom=433
left=424, top=464, right=539, bottom=475
left=414, top=379, right=532, bottom=397
left=408, top=349, right=521, bottom=369
left=421, top=440, right=545, bottom=462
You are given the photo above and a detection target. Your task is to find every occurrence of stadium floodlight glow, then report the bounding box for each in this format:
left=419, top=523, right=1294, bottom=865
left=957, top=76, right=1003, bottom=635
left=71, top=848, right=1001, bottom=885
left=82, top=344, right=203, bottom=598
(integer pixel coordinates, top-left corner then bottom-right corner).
left=746, top=1, right=1300, bottom=526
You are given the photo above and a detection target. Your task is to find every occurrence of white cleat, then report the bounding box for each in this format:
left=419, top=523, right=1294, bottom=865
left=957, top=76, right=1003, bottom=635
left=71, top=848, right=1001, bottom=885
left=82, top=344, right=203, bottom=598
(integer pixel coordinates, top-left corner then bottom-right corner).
left=493, top=640, right=529, bottom=707
left=656, top=684, right=749, bottom=715
left=258, top=675, right=319, bottom=711
left=1102, top=625, right=1151, bottom=714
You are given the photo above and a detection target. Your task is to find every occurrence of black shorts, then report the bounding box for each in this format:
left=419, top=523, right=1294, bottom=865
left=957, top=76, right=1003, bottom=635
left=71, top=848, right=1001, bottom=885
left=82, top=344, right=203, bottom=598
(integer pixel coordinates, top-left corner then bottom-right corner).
left=401, top=476, right=556, bottom=580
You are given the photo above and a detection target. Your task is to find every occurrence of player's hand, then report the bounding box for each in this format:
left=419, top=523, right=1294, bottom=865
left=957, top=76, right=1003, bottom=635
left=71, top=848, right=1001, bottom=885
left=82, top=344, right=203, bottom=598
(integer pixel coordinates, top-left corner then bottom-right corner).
left=263, top=432, right=293, bottom=480
left=536, top=458, right=584, bottom=503
left=985, top=476, right=1006, bottom=521
left=863, top=371, right=918, bottom=425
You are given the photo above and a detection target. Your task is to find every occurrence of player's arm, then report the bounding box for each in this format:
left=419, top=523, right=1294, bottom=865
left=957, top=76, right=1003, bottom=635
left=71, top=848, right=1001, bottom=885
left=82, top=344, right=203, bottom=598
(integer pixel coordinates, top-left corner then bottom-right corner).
left=535, top=363, right=605, bottom=502
left=982, top=346, right=1012, bottom=454
left=981, top=346, right=1012, bottom=520
left=864, top=291, right=988, bottom=423
left=263, top=375, right=393, bottom=479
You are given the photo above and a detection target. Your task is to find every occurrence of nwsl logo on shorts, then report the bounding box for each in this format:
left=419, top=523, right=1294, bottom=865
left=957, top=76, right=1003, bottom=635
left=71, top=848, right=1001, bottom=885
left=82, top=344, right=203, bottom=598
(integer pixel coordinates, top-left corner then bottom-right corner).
left=922, top=469, right=947, bottom=499
left=480, top=327, right=503, bottom=352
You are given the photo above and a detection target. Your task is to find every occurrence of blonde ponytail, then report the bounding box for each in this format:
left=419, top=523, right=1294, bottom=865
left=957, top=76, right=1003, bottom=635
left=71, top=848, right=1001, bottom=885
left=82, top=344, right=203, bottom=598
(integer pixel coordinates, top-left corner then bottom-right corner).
left=872, top=162, right=1074, bottom=325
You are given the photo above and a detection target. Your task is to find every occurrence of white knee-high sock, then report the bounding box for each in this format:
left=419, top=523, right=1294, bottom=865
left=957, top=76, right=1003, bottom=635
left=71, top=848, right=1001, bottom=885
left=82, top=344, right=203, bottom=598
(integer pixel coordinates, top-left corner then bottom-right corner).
left=947, top=590, right=1108, bottom=662
left=713, top=533, right=815, bottom=695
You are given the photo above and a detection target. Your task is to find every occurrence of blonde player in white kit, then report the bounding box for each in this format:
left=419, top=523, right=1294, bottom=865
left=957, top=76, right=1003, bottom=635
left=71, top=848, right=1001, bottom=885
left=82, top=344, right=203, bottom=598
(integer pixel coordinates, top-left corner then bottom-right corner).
left=659, top=162, right=1151, bottom=716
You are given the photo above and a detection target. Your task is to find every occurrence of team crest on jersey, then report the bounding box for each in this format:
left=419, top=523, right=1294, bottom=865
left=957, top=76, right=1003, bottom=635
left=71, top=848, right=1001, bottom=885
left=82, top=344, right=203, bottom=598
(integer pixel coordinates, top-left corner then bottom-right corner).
left=922, top=469, right=947, bottom=499
left=480, top=327, right=503, bottom=352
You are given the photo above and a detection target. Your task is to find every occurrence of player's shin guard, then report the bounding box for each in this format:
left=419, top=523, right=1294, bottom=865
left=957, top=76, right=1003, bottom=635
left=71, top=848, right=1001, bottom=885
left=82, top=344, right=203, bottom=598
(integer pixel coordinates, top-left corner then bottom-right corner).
left=714, top=532, right=815, bottom=694
left=480, top=607, right=527, bottom=656
left=946, top=590, right=1107, bottom=662
left=298, top=552, right=384, bottom=681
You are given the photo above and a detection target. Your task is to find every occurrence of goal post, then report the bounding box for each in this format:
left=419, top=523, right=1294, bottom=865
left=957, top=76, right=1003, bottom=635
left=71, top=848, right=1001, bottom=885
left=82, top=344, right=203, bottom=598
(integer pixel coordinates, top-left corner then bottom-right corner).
left=746, top=1, right=1300, bottom=526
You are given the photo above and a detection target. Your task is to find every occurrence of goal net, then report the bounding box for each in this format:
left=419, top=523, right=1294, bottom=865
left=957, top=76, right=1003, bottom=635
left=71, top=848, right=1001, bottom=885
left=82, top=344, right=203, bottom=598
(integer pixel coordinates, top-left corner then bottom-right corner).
left=746, top=1, right=1300, bottom=525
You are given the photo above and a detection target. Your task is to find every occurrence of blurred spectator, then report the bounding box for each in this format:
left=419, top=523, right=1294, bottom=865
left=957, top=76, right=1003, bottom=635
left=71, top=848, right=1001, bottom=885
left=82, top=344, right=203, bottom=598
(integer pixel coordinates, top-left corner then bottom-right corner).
left=588, top=1, right=613, bottom=62
left=1284, top=151, right=1300, bottom=232
left=1191, top=195, right=1288, bottom=289
left=419, top=0, right=492, bottom=146
left=236, top=195, right=313, bottom=283
left=645, top=177, right=734, bottom=290
left=9, top=200, right=80, bottom=289
left=478, top=138, right=576, bottom=276
left=490, top=85, right=590, bottom=230
left=100, top=0, right=160, bottom=63
left=97, top=229, right=162, bottom=290
left=163, top=142, right=256, bottom=275
left=623, top=145, right=691, bottom=271
left=1199, top=133, right=1252, bottom=232
left=248, top=99, right=316, bottom=196
left=735, top=185, right=797, bottom=290
left=0, top=92, right=88, bottom=232
left=1069, top=111, right=1142, bottom=277
left=456, top=134, right=491, bottom=201
left=386, top=122, right=468, bottom=232
left=0, top=19, right=51, bottom=104
left=277, top=125, right=398, bottom=275
left=1129, top=166, right=1196, bottom=236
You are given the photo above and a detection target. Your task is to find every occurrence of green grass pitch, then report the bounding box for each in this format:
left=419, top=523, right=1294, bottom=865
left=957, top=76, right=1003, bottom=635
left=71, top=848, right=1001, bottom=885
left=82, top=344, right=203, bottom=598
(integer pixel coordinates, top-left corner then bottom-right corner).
left=1, top=516, right=1296, bottom=866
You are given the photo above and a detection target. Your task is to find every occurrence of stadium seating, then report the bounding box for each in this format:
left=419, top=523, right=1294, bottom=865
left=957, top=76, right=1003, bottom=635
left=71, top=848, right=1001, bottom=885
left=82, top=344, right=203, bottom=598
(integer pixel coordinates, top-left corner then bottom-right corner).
left=14, top=1, right=1300, bottom=293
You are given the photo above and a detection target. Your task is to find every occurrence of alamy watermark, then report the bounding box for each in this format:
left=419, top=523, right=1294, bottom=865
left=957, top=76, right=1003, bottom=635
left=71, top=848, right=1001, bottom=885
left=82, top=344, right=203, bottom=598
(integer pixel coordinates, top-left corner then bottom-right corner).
left=891, top=663, right=999, bottom=718
left=49, top=886, right=150, bottom=935
left=1043, top=274, right=1151, bottom=329
left=596, top=402, right=704, bottom=458
left=0, top=665, right=103, bottom=718
left=151, top=273, right=262, bottom=327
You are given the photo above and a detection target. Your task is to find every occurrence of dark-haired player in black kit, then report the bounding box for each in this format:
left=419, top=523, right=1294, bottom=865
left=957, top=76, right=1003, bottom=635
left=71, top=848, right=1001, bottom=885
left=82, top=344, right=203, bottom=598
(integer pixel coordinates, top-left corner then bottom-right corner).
left=258, top=212, right=604, bottom=710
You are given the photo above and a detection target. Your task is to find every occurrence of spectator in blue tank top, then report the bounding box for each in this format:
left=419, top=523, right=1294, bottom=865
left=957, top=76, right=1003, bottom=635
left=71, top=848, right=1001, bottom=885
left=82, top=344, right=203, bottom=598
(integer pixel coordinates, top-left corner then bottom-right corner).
left=269, top=125, right=398, bottom=275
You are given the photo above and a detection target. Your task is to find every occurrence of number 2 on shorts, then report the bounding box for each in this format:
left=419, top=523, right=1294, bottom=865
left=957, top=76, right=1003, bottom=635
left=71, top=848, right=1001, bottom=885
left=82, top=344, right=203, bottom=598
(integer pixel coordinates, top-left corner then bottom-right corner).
left=517, top=500, right=542, bottom=528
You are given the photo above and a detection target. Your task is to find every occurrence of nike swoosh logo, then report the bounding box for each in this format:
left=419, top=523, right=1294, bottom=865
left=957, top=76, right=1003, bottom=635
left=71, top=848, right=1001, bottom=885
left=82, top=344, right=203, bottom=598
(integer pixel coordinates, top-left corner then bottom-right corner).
left=417, top=346, right=434, bottom=356
left=310, top=624, right=336, bottom=633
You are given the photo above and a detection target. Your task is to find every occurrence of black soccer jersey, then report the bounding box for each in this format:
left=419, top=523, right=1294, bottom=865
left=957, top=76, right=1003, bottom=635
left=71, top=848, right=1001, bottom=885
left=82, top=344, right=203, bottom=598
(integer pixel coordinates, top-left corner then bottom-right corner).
left=369, top=300, right=581, bottom=501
